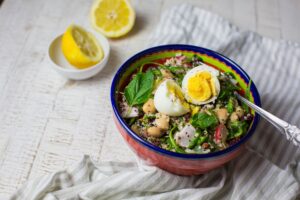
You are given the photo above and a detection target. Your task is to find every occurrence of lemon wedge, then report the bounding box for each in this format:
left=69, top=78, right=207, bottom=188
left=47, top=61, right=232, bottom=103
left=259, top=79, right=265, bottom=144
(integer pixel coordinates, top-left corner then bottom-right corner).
left=61, top=24, right=104, bottom=69
left=90, top=0, right=135, bottom=38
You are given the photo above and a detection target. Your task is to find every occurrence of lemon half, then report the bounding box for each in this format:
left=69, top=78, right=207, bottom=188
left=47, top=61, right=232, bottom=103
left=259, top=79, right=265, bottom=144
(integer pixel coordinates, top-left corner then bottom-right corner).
left=90, top=0, right=135, bottom=38
left=61, top=25, right=104, bottom=69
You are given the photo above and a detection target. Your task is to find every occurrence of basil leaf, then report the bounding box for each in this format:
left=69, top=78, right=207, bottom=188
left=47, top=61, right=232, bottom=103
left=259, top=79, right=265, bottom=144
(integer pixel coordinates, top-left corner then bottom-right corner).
left=124, top=71, right=154, bottom=106
left=191, top=112, right=218, bottom=130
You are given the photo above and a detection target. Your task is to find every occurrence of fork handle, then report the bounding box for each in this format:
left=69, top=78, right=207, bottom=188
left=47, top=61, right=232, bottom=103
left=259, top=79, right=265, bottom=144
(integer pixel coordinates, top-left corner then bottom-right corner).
left=236, top=93, right=300, bottom=147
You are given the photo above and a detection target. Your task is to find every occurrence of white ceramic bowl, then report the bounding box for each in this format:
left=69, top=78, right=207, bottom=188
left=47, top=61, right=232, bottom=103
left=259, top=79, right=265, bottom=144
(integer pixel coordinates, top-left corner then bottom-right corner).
left=48, top=30, right=110, bottom=80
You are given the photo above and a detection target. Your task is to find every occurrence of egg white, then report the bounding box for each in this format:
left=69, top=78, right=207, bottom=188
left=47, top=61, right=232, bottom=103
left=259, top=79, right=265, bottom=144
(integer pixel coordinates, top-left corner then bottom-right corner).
left=182, top=64, right=220, bottom=105
left=154, top=79, right=190, bottom=117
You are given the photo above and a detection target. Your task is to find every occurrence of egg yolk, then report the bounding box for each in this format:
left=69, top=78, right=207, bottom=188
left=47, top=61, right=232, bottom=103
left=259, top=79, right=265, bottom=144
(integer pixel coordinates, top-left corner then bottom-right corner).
left=187, top=71, right=216, bottom=102
left=167, top=82, right=190, bottom=110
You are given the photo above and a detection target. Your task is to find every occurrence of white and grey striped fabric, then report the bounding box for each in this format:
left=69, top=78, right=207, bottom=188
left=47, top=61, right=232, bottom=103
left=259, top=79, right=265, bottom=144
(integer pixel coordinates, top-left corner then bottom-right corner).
left=11, top=4, right=300, bottom=200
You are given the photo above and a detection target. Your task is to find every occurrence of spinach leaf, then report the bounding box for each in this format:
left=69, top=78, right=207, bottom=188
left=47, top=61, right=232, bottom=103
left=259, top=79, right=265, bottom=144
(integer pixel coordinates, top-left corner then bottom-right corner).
left=227, top=121, right=249, bottom=139
left=191, top=112, right=218, bottom=130
left=124, top=71, right=154, bottom=106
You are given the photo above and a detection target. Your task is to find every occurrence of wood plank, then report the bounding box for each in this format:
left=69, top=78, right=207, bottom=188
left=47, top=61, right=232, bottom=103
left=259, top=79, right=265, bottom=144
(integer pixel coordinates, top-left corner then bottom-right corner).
left=278, top=0, right=300, bottom=43
left=256, top=0, right=281, bottom=40
left=232, top=0, right=256, bottom=32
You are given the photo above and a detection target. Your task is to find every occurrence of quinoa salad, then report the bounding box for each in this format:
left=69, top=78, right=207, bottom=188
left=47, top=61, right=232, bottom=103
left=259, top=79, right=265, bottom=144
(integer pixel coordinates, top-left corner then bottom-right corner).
left=118, top=54, right=253, bottom=154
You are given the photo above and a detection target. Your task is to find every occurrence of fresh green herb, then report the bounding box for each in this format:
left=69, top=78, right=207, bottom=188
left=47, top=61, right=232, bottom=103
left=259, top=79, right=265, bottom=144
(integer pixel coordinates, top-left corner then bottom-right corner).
left=197, top=136, right=208, bottom=146
left=150, top=68, right=162, bottom=76
left=188, top=134, right=199, bottom=149
left=224, top=72, right=235, bottom=79
left=227, top=97, right=235, bottom=114
left=169, top=126, right=185, bottom=153
left=243, top=80, right=252, bottom=113
left=227, top=121, right=249, bottom=139
left=139, top=62, right=164, bottom=72
left=128, top=118, right=137, bottom=126
left=166, top=66, right=185, bottom=73
left=187, top=55, right=204, bottom=63
left=176, top=73, right=184, bottom=85
left=139, top=62, right=165, bottom=72
left=191, top=112, right=218, bottom=130
left=124, top=71, right=154, bottom=106
left=218, top=80, right=239, bottom=101
left=142, top=114, right=156, bottom=121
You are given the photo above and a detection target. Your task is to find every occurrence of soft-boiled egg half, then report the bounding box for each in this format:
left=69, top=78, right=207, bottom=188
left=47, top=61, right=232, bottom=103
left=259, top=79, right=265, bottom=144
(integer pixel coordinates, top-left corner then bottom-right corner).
left=182, top=64, right=220, bottom=105
left=154, top=79, right=190, bottom=116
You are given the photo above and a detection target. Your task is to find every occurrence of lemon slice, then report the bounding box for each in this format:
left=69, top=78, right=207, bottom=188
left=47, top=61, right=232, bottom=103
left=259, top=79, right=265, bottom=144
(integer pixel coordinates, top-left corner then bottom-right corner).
left=90, top=0, right=135, bottom=38
left=61, top=24, right=104, bottom=69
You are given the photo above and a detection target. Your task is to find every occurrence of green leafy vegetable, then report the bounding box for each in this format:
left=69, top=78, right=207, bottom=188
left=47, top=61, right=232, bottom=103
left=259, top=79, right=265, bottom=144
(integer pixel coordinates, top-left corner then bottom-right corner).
left=191, top=112, right=218, bottom=130
left=187, top=55, right=204, bottom=63
left=188, top=134, right=199, bottom=149
left=227, top=97, right=235, bottom=114
left=176, top=73, right=184, bottom=85
left=166, top=66, right=185, bottom=73
left=243, top=80, right=252, bottom=113
left=139, top=62, right=164, bottom=72
left=150, top=68, right=162, bottom=77
left=169, top=126, right=185, bottom=153
left=197, top=136, right=208, bottom=145
left=127, top=118, right=137, bottom=126
left=218, top=80, right=239, bottom=101
left=124, top=71, right=154, bottom=106
left=227, top=121, right=249, bottom=139
left=224, top=72, right=235, bottom=78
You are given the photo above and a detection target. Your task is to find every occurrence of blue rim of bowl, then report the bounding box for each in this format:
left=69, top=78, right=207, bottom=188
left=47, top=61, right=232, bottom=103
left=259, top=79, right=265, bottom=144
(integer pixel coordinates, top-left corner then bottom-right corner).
left=111, top=44, right=261, bottom=159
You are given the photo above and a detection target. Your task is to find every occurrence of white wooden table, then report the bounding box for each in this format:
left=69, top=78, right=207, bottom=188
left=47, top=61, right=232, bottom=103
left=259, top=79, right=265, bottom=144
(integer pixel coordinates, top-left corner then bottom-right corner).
left=0, top=0, right=299, bottom=198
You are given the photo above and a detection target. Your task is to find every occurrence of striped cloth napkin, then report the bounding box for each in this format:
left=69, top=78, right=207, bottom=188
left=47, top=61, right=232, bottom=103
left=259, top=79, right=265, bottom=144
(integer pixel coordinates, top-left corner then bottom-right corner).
left=11, top=4, right=300, bottom=200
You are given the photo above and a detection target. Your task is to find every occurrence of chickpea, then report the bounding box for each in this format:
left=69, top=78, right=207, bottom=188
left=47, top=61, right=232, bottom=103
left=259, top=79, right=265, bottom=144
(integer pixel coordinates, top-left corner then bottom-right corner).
left=236, top=106, right=244, bottom=118
left=155, top=113, right=170, bottom=130
left=202, top=142, right=210, bottom=149
left=160, top=69, right=173, bottom=79
left=142, top=98, right=156, bottom=114
left=147, top=126, right=162, bottom=137
left=230, top=112, right=239, bottom=122
left=131, top=124, right=140, bottom=134
left=216, top=108, right=228, bottom=124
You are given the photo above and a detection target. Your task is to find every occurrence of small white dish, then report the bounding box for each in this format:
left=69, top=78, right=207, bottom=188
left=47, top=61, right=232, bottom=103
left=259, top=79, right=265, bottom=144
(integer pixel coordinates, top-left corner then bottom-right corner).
left=48, top=30, right=110, bottom=80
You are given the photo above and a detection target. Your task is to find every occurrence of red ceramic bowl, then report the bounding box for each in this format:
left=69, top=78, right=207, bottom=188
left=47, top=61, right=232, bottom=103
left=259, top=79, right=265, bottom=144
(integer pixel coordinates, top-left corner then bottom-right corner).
left=111, top=45, right=261, bottom=175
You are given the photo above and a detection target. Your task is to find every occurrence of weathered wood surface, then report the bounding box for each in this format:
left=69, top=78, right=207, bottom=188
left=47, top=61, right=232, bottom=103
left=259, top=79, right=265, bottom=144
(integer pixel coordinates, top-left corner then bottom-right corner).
left=0, top=0, right=299, bottom=198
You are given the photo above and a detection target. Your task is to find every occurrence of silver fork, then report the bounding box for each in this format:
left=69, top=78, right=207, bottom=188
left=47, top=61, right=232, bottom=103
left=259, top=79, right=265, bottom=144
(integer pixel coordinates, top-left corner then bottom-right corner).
left=234, top=92, right=300, bottom=147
